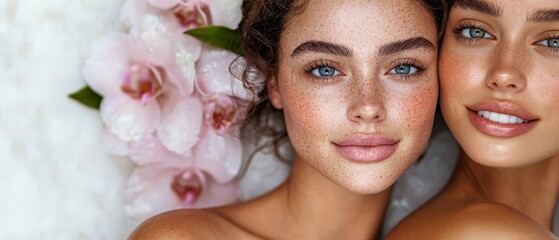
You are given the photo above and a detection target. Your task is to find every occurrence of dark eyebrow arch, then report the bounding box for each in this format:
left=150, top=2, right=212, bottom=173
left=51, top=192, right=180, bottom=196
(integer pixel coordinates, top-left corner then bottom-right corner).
left=291, top=40, right=353, bottom=57
left=378, top=37, right=435, bottom=56
left=453, top=0, right=502, bottom=17
left=527, top=9, right=559, bottom=23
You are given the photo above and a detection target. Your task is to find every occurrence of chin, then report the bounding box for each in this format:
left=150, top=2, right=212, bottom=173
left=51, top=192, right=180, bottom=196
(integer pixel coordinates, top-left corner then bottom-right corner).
left=465, top=148, right=531, bottom=169
left=337, top=173, right=396, bottom=194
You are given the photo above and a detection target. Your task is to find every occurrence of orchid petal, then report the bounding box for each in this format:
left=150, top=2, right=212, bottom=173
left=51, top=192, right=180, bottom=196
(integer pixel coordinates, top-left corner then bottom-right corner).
left=124, top=164, right=187, bottom=219
left=128, top=134, right=182, bottom=165
left=207, top=0, right=242, bottom=29
left=191, top=175, right=239, bottom=208
left=82, top=33, right=131, bottom=97
left=124, top=163, right=238, bottom=220
left=147, top=0, right=180, bottom=10
left=196, top=46, right=252, bottom=100
left=100, top=96, right=161, bottom=142
left=129, top=14, right=172, bottom=65
left=167, top=35, right=201, bottom=96
left=157, top=94, right=203, bottom=156
left=121, top=0, right=148, bottom=27
left=195, top=128, right=242, bottom=183
left=100, top=128, right=130, bottom=156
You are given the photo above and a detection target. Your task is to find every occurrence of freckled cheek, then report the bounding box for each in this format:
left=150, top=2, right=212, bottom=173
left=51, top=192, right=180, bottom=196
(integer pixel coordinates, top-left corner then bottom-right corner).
left=440, top=49, right=488, bottom=100
left=440, top=58, right=469, bottom=105
left=390, top=87, right=438, bottom=135
left=280, top=84, right=346, bottom=139
left=533, top=66, right=559, bottom=106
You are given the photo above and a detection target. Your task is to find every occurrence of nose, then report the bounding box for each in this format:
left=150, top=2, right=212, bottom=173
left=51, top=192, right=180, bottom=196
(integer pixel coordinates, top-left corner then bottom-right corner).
left=347, top=80, right=386, bottom=123
left=485, top=45, right=527, bottom=93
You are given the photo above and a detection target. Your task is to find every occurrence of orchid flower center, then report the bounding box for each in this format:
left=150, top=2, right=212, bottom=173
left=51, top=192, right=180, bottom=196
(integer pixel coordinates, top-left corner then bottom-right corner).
left=172, top=1, right=211, bottom=29
left=120, top=62, right=163, bottom=104
left=171, top=170, right=202, bottom=205
left=206, top=96, right=237, bottom=134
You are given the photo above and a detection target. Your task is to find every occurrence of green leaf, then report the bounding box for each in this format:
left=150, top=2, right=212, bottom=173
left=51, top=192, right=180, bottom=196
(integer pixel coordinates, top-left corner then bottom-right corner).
left=185, top=26, right=243, bottom=55
left=68, top=86, right=103, bottom=110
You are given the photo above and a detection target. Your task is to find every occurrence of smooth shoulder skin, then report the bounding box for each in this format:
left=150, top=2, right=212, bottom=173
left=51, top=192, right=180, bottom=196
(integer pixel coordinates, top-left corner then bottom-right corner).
left=387, top=202, right=558, bottom=240
left=128, top=209, right=262, bottom=240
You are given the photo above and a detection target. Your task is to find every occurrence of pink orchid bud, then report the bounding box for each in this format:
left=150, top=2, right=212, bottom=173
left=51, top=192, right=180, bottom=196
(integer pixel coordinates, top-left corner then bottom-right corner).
left=172, top=2, right=211, bottom=28
left=120, top=62, right=163, bottom=104
left=171, top=170, right=203, bottom=205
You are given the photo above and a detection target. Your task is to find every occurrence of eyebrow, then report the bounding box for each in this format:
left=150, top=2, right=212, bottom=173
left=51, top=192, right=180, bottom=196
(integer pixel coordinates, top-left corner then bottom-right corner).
left=453, top=0, right=502, bottom=17
left=378, top=37, right=435, bottom=56
left=291, top=40, right=353, bottom=57
left=527, top=9, right=559, bottom=23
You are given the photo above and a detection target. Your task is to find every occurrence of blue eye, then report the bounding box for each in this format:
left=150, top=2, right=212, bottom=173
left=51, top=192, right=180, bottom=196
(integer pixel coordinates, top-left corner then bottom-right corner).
left=538, top=37, right=559, bottom=48
left=311, top=66, right=340, bottom=77
left=390, top=64, right=419, bottom=75
left=460, top=27, right=492, bottom=39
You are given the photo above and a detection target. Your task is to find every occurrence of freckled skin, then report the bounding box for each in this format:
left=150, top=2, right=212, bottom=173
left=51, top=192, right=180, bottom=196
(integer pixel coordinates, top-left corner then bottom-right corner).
left=388, top=0, right=559, bottom=239
left=272, top=0, right=438, bottom=193
left=129, top=0, right=439, bottom=239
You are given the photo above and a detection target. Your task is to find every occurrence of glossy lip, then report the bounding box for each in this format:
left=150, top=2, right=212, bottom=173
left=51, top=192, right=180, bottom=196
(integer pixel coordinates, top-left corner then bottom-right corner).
left=332, top=134, right=399, bottom=163
left=467, top=100, right=539, bottom=137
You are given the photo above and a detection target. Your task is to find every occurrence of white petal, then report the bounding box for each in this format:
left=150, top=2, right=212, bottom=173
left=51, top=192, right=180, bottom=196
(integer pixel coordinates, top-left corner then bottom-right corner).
left=167, top=35, right=201, bottom=96
left=124, top=164, right=187, bottom=220
left=100, top=96, right=161, bottom=142
left=129, top=134, right=183, bottom=165
left=157, top=95, right=203, bottom=156
left=82, top=33, right=131, bottom=97
left=147, top=0, right=180, bottom=9
left=207, top=0, right=242, bottom=29
left=196, top=46, right=253, bottom=100
left=100, top=128, right=130, bottom=156
left=195, top=128, right=242, bottom=183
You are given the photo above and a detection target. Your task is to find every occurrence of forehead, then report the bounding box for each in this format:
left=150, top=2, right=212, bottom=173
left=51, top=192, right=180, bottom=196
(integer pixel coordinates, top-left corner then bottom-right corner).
left=281, top=0, right=437, bottom=54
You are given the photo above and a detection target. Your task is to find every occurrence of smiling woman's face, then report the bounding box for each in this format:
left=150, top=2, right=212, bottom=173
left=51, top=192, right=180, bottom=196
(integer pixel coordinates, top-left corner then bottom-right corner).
left=267, top=0, right=438, bottom=193
left=440, top=0, right=559, bottom=168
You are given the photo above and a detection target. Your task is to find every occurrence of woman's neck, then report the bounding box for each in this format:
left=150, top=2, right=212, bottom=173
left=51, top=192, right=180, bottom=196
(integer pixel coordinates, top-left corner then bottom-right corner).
left=275, top=158, right=391, bottom=239
left=455, top=151, right=559, bottom=229
left=226, top=155, right=391, bottom=239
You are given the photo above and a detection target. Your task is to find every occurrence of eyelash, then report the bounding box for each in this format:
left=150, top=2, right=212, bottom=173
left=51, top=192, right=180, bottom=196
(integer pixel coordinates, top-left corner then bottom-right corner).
left=304, top=61, right=340, bottom=82
left=536, top=33, right=559, bottom=56
left=452, top=22, right=493, bottom=44
left=388, top=60, right=426, bottom=80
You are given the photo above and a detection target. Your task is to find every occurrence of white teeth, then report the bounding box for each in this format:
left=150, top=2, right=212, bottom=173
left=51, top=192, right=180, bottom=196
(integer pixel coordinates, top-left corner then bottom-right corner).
left=477, top=111, right=527, bottom=124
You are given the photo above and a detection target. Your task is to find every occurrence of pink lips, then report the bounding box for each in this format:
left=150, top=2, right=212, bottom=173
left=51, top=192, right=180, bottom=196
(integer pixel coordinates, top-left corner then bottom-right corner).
left=467, top=100, right=539, bottom=137
left=333, top=134, right=399, bottom=163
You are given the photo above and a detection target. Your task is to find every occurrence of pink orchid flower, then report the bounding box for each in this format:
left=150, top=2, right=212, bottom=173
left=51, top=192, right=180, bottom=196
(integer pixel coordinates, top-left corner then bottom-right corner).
left=124, top=0, right=242, bottom=31
left=125, top=134, right=240, bottom=219
left=83, top=33, right=202, bottom=157
left=127, top=12, right=202, bottom=97
left=83, top=33, right=163, bottom=143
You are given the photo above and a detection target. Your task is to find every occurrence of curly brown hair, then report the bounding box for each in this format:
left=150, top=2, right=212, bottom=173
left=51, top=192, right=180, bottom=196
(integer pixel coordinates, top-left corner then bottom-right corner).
left=237, top=0, right=448, bottom=164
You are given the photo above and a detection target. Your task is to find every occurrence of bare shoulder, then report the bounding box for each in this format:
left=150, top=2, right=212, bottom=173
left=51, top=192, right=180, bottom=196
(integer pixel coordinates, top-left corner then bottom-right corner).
left=128, top=209, right=259, bottom=240
left=388, top=201, right=557, bottom=240
left=444, top=202, right=557, bottom=239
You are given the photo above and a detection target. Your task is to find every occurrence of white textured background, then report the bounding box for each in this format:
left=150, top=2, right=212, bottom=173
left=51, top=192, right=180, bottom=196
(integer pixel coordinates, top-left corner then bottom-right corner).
left=1, top=0, right=139, bottom=239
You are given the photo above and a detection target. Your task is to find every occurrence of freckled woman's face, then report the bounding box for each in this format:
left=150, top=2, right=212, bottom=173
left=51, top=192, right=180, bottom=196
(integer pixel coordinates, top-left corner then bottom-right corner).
left=268, top=0, right=438, bottom=193
left=440, top=0, right=559, bottom=168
